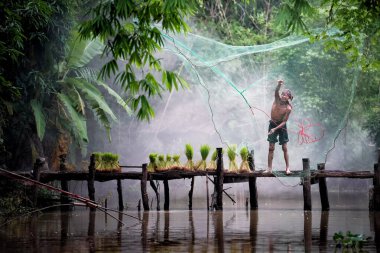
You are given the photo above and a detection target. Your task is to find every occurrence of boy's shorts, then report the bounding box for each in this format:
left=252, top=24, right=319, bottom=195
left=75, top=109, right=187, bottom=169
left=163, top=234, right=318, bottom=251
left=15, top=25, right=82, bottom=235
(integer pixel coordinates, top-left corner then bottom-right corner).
left=267, top=120, right=289, bottom=145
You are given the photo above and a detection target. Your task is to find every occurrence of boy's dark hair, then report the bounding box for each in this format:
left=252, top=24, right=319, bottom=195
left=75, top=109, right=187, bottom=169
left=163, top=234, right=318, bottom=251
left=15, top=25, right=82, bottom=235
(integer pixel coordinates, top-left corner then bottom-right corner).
left=283, top=89, right=293, bottom=101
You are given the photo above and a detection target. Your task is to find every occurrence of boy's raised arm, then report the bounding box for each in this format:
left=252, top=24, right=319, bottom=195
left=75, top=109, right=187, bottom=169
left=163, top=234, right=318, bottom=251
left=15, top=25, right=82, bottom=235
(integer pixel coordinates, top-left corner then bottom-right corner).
left=275, top=79, right=284, bottom=101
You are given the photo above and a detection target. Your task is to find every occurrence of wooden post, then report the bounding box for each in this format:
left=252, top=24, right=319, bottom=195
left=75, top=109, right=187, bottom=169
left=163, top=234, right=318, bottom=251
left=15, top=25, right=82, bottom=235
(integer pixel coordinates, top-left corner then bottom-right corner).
left=318, top=163, right=329, bottom=211
left=188, top=176, right=194, bottom=210
left=141, top=163, right=150, bottom=211
left=149, top=178, right=160, bottom=211
left=206, top=175, right=209, bottom=210
left=248, top=149, right=258, bottom=210
left=374, top=163, right=380, bottom=211
left=215, top=148, right=224, bottom=210
left=87, top=154, right=96, bottom=211
left=164, top=179, right=169, bottom=211
left=117, top=179, right=124, bottom=211
left=303, top=158, right=312, bottom=211
left=32, top=157, right=44, bottom=207
left=373, top=148, right=380, bottom=211
left=59, top=154, right=70, bottom=211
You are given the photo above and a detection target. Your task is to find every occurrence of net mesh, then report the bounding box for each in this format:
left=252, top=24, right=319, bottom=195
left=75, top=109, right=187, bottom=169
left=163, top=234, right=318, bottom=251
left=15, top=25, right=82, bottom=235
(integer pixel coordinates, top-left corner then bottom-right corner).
left=157, top=30, right=358, bottom=185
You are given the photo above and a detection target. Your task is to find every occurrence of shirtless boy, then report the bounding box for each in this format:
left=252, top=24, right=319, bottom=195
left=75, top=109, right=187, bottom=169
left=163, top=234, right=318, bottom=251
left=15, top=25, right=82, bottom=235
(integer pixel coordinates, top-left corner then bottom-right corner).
left=265, top=79, right=293, bottom=175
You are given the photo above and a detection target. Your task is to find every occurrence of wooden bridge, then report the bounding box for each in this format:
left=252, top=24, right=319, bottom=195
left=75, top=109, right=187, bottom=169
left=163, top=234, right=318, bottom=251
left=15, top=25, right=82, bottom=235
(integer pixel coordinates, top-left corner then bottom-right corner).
left=1, top=148, right=379, bottom=212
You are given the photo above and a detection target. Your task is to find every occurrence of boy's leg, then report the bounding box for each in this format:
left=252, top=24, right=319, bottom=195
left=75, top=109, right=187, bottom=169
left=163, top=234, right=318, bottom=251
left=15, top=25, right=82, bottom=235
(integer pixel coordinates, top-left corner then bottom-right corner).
left=282, top=143, right=291, bottom=174
left=265, top=143, right=275, bottom=173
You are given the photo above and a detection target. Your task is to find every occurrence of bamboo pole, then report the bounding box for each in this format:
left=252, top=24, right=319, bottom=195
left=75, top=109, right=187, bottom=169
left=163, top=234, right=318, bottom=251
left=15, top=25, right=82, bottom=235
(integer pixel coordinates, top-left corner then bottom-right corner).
left=215, top=148, right=224, bottom=210
left=248, top=150, right=258, bottom=210
left=303, top=158, right=312, bottom=211
left=318, top=163, right=329, bottom=211
left=141, top=163, right=150, bottom=211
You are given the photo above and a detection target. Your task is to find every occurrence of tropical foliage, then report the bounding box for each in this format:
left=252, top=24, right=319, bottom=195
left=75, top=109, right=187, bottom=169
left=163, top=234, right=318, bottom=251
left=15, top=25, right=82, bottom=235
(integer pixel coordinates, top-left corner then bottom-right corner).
left=78, top=0, right=197, bottom=121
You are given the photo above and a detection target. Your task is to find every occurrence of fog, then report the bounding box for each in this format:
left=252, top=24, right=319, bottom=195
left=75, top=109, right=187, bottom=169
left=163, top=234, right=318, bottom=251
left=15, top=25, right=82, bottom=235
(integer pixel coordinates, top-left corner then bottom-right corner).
left=74, top=30, right=377, bottom=209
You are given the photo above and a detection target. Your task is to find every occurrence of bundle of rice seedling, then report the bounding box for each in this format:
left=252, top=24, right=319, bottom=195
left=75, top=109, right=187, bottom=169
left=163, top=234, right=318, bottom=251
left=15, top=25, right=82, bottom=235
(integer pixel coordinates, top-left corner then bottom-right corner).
left=93, top=152, right=103, bottom=171
left=147, top=153, right=158, bottom=172
left=195, top=144, right=210, bottom=171
left=184, top=144, right=194, bottom=171
left=166, top=154, right=173, bottom=169
left=172, top=154, right=181, bottom=169
left=101, top=152, right=121, bottom=172
left=156, top=154, right=166, bottom=171
left=207, top=149, right=217, bottom=171
left=239, top=147, right=251, bottom=173
left=227, top=145, right=238, bottom=172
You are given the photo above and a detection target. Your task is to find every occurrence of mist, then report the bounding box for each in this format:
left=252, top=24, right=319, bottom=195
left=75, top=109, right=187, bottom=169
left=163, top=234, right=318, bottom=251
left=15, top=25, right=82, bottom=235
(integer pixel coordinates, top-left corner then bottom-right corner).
left=75, top=30, right=377, bottom=210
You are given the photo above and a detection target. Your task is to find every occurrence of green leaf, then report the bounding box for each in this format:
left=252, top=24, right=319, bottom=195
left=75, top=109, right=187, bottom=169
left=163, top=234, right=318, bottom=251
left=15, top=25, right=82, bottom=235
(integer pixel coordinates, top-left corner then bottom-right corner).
left=66, top=77, right=117, bottom=121
left=97, top=81, right=133, bottom=116
left=30, top=99, right=46, bottom=141
left=57, top=93, right=88, bottom=143
left=67, top=32, right=104, bottom=69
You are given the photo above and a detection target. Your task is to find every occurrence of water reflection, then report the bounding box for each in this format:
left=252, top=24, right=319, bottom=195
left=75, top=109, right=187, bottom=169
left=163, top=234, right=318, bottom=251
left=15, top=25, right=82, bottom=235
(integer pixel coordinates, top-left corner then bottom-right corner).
left=0, top=207, right=378, bottom=252
left=319, top=211, right=329, bottom=253
left=87, top=210, right=96, bottom=253
left=304, top=211, right=312, bottom=253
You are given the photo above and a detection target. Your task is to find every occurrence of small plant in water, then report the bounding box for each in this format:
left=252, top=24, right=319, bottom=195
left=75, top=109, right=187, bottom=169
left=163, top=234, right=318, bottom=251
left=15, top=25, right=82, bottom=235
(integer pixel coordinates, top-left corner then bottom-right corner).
left=227, top=144, right=238, bottom=172
left=239, top=147, right=250, bottom=173
left=184, top=144, right=194, bottom=171
left=333, top=231, right=370, bottom=252
left=195, top=144, right=210, bottom=171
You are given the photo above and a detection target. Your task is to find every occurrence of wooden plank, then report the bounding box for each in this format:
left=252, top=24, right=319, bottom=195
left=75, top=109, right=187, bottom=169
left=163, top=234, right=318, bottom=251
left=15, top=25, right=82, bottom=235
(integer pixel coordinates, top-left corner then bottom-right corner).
left=0, top=169, right=375, bottom=182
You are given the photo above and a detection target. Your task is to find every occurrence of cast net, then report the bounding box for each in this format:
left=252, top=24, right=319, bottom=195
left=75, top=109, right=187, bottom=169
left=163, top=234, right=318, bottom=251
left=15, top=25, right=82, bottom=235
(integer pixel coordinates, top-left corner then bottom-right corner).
left=154, top=29, right=359, bottom=185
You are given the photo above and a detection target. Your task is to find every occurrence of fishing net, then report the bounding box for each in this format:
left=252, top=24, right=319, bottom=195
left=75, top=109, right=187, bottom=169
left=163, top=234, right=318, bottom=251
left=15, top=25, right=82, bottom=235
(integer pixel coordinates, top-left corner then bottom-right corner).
left=154, top=29, right=359, bottom=185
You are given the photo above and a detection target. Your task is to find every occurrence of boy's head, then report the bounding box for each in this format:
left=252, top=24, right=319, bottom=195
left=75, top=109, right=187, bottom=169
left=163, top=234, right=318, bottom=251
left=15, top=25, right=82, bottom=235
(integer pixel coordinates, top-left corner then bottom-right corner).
left=281, top=89, right=293, bottom=101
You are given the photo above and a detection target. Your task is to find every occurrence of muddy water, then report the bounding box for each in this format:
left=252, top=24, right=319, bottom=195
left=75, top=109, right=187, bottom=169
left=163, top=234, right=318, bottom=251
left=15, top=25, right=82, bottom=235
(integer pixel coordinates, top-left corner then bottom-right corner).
left=0, top=199, right=378, bottom=252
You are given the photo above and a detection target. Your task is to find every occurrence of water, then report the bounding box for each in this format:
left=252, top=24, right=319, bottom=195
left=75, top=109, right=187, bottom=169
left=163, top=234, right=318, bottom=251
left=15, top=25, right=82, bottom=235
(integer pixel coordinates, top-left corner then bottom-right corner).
left=0, top=197, right=378, bottom=253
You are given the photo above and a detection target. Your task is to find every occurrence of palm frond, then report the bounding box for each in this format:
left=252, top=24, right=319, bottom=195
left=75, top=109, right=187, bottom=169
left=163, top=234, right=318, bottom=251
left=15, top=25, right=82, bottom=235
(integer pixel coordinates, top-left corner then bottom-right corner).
left=66, top=77, right=117, bottom=121
left=67, top=32, right=104, bottom=69
left=57, top=93, right=88, bottom=143
left=97, top=81, right=133, bottom=116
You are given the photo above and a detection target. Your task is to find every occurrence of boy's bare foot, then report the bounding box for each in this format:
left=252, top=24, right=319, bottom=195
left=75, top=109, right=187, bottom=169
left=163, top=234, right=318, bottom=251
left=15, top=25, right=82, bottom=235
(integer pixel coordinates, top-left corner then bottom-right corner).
left=285, top=169, right=292, bottom=175
left=263, top=169, right=272, bottom=173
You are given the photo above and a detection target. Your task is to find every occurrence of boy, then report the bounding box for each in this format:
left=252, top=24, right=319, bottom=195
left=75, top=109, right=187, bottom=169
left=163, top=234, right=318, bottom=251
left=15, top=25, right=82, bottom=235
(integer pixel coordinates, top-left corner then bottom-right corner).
left=264, top=79, right=293, bottom=175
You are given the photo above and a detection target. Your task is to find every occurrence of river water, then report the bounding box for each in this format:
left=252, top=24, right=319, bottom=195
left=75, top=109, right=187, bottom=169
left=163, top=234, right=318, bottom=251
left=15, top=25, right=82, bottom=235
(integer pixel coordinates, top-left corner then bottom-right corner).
left=0, top=194, right=379, bottom=252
